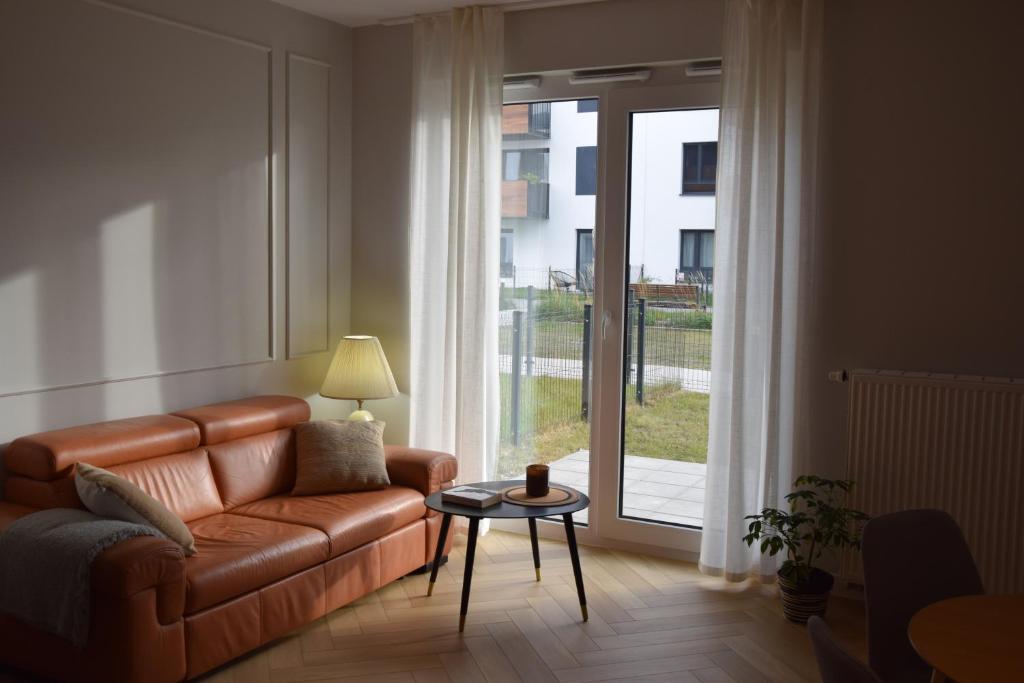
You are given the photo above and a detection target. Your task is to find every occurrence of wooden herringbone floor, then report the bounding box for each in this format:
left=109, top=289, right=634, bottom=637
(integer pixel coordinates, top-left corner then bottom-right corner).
left=0, top=530, right=867, bottom=682
left=202, top=530, right=866, bottom=683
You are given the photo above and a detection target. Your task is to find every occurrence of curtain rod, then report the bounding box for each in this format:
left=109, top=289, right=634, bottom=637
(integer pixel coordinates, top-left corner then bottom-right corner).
left=378, top=0, right=607, bottom=26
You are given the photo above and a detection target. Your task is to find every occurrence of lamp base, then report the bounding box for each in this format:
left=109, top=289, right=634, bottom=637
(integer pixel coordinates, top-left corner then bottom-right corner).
left=347, top=409, right=375, bottom=421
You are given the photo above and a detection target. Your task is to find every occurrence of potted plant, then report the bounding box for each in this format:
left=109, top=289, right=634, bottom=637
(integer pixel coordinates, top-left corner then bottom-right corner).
left=743, top=475, right=869, bottom=623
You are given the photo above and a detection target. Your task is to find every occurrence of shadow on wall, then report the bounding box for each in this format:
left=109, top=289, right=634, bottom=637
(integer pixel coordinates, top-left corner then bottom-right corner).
left=0, top=1, right=284, bottom=446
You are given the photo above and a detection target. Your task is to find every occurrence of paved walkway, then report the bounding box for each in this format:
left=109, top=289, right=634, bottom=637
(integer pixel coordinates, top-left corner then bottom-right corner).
left=499, top=354, right=711, bottom=394
left=544, top=450, right=706, bottom=527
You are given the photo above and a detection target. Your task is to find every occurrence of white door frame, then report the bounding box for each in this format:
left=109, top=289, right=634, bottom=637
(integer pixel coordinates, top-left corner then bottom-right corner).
left=593, top=82, right=719, bottom=554
left=493, top=72, right=720, bottom=562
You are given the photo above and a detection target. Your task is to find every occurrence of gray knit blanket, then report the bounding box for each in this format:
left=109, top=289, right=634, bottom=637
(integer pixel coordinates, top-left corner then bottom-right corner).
left=0, top=508, right=161, bottom=647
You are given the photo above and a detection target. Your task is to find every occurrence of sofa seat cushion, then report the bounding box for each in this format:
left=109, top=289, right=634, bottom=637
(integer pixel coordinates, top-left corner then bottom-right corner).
left=232, top=486, right=426, bottom=558
left=185, top=513, right=328, bottom=613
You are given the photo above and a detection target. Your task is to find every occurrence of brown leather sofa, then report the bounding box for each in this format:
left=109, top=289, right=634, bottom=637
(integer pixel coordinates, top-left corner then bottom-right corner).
left=0, top=395, right=457, bottom=682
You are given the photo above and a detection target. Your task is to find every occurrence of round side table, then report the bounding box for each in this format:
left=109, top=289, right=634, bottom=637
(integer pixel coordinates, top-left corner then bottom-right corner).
left=425, top=480, right=590, bottom=632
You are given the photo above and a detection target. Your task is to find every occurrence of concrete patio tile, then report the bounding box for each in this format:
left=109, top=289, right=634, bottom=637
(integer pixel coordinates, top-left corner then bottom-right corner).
left=623, top=480, right=689, bottom=499
left=655, top=498, right=705, bottom=518
left=622, top=494, right=673, bottom=513
left=538, top=452, right=708, bottom=528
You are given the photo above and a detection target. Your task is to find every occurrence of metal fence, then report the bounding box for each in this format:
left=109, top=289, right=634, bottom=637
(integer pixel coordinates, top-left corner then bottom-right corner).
left=499, top=288, right=712, bottom=445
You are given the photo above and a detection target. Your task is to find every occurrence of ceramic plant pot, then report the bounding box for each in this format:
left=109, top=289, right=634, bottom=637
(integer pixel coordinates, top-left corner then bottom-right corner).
left=777, top=568, right=835, bottom=624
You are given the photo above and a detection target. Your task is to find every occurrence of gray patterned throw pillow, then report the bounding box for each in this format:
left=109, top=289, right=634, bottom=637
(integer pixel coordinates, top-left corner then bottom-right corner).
left=292, top=420, right=390, bottom=495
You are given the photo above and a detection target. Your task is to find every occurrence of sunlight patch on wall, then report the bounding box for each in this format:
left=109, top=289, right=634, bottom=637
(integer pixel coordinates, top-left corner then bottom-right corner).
left=101, top=204, right=158, bottom=377
left=0, top=270, right=39, bottom=394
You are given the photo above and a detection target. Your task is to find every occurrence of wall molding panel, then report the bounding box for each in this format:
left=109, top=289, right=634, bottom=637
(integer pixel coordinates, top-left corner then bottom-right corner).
left=285, top=52, right=332, bottom=359
left=0, top=0, right=275, bottom=397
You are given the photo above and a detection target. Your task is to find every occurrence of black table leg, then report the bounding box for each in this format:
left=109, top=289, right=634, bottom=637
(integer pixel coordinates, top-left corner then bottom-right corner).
left=528, top=517, right=542, bottom=581
left=563, top=513, right=588, bottom=621
left=459, top=516, right=480, bottom=632
left=427, top=512, right=452, bottom=597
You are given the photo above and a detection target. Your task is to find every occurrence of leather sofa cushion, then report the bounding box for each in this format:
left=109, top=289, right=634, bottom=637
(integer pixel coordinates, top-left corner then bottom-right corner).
left=232, top=486, right=426, bottom=558
left=6, top=415, right=200, bottom=481
left=207, top=429, right=295, bottom=509
left=109, top=448, right=223, bottom=523
left=172, top=395, right=310, bottom=446
left=185, top=514, right=329, bottom=613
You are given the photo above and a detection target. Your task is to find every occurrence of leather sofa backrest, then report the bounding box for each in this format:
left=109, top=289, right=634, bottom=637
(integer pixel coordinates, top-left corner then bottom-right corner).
left=206, top=429, right=296, bottom=509
left=6, top=415, right=201, bottom=481
left=173, top=395, right=309, bottom=510
left=171, top=395, right=310, bottom=446
left=108, top=448, right=224, bottom=522
left=3, top=395, right=310, bottom=519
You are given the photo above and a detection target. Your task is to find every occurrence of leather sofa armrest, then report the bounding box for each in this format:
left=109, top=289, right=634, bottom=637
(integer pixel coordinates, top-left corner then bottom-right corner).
left=92, top=536, right=186, bottom=625
left=384, top=445, right=458, bottom=497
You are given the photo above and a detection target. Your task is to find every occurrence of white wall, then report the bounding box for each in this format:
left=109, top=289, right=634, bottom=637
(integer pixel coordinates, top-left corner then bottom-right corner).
left=0, top=0, right=353, bottom=492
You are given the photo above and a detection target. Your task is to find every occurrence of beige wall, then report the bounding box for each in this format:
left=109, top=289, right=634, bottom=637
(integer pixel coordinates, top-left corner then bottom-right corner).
left=351, top=0, right=725, bottom=444
left=0, top=0, right=353, bottom=490
left=809, top=0, right=1024, bottom=475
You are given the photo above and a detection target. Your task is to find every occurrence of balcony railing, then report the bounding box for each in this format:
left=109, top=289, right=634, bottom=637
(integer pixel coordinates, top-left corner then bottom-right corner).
left=502, top=102, right=551, bottom=140
left=502, top=180, right=550, bottom=219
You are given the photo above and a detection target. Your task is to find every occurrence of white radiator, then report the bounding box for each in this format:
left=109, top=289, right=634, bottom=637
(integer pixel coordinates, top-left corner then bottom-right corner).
left=842, top=370, right=1024, bottom=593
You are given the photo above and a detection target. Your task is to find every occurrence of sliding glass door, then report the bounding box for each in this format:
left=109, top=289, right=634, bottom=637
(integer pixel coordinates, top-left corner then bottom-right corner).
left=495, top=81, right=720, bottom=555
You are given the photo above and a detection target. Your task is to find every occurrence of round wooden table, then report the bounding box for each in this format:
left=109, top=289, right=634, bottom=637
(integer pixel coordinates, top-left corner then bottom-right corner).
left=909, top=595, right=1024, bottom=682
left=424, top=480, right=590, bottom=632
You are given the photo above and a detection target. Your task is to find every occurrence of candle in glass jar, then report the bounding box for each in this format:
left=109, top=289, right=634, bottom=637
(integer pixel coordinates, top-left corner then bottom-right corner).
left=526, top=464, right=550, bottom=497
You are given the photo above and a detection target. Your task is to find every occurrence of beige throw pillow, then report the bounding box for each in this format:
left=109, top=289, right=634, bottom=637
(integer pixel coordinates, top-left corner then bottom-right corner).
left=292, top=420, right=390, bottom=495
left=75, top=462, right=197, bottom=556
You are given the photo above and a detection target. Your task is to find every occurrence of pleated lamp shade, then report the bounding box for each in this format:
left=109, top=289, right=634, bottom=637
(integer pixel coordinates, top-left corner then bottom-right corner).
left=320, top=336, right=398, bottom=402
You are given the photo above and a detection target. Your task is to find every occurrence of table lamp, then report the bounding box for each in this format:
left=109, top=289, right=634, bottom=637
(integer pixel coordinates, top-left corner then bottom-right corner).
left=320, top=335, right=398, bottom=421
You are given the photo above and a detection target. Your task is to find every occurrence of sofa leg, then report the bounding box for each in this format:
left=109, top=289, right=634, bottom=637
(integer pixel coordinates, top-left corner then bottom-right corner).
left=408, top=555, right=448, bottom=576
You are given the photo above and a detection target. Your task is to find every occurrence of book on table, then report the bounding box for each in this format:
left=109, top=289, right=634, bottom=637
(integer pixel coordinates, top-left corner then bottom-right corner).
left=442, top=485, right=501, bottom=508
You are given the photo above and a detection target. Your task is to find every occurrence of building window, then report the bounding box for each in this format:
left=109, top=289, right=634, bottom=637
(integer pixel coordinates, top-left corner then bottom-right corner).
left=679, top=229, right=714, bottom=278
left=576, top=146, right=597, bottom=195
left=503, top=148, right=549, bottom=182
left=576, top=229, right=594, bottom=290
left=576, top=99, right=598, bottom=113
left=500, top=229, right=514, bottom=278
left=681, top=141, right=717, bottom=194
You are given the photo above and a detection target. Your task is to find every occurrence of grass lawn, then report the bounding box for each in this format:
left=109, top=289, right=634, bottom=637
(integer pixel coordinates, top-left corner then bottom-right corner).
left=496, top=376, right=709, bottom=480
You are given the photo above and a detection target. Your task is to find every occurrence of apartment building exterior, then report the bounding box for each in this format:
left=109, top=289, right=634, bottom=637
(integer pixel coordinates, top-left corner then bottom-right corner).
left=501, top=100, right=719, bottom=288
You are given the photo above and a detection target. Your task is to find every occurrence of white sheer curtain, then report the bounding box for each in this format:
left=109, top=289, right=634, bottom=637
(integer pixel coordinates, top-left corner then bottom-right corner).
left=699, top=0, right=823, bottom=581
left=408, top=8, right=503, bottom=486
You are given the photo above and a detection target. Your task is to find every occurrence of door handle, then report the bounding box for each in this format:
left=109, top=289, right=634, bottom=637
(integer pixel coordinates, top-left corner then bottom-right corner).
left=601, top=310, right=614, bottom=341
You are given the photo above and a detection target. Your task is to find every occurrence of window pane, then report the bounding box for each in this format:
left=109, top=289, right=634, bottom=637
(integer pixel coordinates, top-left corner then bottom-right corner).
left=627, top=108, right=719, bottom=530
left=576, top=230, right=594, bottom=285
left=682, top=143, right=699, bottom=184
left=700, top=232, right=714, bottom=268
left=577, top=98, right=598, bottom=113
left=500, top=230, right=514, bottom=277
left=575, top=145, right=597, bottom=195
left=498, top=100, right=598, bottom=524
left=700, top=143, right=717, bottom=184
left=504, top=151, right=520, bottom=181
left=680, top=231, right=696, bottom=268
